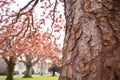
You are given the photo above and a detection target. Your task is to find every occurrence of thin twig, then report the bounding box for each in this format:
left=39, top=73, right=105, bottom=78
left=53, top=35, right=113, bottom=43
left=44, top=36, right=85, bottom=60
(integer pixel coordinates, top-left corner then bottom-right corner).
left=49, top=0, right=57, bottom=40
left=15, top=0, right=39, bottom=23
left=31, top=14, right=36, bottom=33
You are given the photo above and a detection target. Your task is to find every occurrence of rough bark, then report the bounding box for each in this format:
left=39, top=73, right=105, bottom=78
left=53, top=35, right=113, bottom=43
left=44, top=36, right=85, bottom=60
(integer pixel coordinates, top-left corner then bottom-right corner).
left=59, top=0, right=120, bottom=80
left=5, top=58, right=15, bottom=80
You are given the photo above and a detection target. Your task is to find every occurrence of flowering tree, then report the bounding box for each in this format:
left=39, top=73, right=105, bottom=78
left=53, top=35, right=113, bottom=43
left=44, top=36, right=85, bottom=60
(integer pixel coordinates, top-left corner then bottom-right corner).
left=0, top=37, right=26, bottom=80
left=18, top=30, right=47, bottom=77
left=0, top=0, right=65, bottom=80
left=0, top=1, right=36, bottom=79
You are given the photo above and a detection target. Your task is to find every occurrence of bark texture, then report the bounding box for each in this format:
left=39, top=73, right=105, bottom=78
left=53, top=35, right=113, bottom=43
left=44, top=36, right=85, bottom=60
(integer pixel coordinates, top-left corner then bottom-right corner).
left=5, top=58, right=15, bottom=80
left=59, top=0, right=120, bottom=80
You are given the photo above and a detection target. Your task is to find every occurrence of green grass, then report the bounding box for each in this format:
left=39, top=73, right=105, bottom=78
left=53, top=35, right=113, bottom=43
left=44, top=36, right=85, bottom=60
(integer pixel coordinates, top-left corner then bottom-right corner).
left=0, top=75, right=59, bottom=80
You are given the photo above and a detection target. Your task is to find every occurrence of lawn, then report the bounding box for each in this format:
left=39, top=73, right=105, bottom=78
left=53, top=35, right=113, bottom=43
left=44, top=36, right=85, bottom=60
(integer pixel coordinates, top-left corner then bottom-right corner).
left=0, top=75, right=59, bottom=80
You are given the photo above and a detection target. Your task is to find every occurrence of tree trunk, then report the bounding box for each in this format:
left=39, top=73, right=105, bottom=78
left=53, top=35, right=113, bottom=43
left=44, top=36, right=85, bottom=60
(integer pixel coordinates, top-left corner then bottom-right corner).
left=5, top=58, right=15, bottom=80
left=24, top=55, right=32, bottom=78
left=24, top=65, right=32, bottom=78
left=40, top=60, right=43, bottom=76
left=59, top=0, right=120, bottom=80
left=52, top=67, right=56, bottom=76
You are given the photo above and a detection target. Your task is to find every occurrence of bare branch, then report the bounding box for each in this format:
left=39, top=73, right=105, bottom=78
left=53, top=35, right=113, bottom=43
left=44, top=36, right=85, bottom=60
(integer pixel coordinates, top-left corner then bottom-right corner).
left=48, top=0, right=57, bottom=40
left=30, top=0, right=39, bottom=11
left=31, top=14, right=36, bottom=33
left=51, top=0, right=57, bottom=34
left=15, top=0, right=39, bottom=23
left=15, top=0, right=34, bottom=22
left=20, top=0, right=35, bottom=12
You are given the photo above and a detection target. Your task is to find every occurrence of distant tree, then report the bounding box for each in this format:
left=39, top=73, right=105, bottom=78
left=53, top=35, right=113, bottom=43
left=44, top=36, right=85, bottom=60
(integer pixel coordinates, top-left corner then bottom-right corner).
left=49, top=64, right=60, bottom=76
left=0, top=40, right=25, bottom=80
left=18, top=30, right=62, bottom=77
left=18, top=31, right=45, bottom=78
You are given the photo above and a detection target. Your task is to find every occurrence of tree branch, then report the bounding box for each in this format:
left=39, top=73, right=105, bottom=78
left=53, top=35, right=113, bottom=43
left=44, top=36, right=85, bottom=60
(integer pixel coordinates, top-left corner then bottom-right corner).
left=15, top=0, right=39, bottom=23
left=51, top=0, right=57, bottom=34
left=31, top=14, right=36, bottom=33
left=48, top=0, right=57, bottom=40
